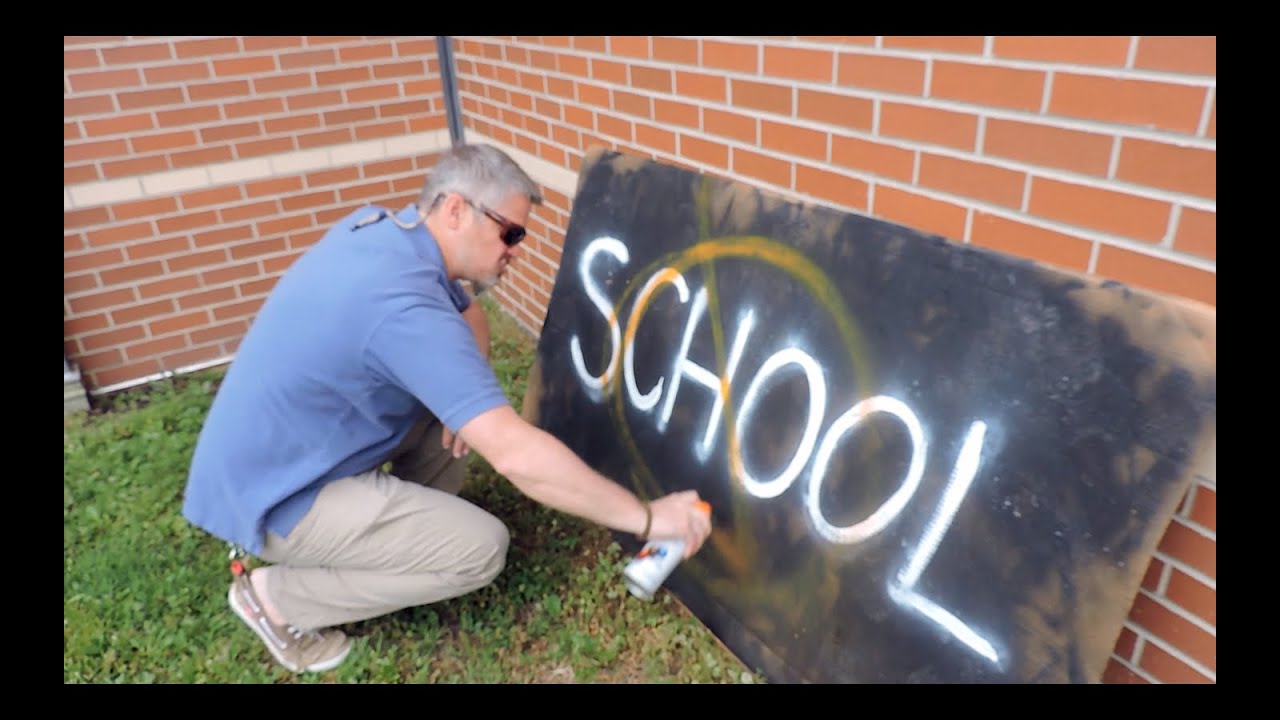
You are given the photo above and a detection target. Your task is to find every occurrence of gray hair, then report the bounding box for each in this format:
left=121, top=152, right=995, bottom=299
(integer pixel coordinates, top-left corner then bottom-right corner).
left=420, top=143, right=543, bottom=213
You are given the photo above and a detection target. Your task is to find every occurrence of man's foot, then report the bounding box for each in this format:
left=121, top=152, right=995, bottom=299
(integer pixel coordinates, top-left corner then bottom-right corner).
left=228, top=573, right=351, bottom=673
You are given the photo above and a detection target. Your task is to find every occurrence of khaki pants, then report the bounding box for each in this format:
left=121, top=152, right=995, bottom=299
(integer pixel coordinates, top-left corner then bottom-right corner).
left=258, top=414, right=510, bottom=630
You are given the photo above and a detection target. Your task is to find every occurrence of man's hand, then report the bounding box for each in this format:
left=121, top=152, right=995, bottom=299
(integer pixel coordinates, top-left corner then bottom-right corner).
left=441, top=425, right=471, bottom=459
left=646, top=490, right=713, bottom=558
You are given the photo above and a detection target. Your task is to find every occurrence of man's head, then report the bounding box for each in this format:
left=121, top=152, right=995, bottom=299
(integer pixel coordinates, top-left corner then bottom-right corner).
left=420, top=144, right=543, bottom=290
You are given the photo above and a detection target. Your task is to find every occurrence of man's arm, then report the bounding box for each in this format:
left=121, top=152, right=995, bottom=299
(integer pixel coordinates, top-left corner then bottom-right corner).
left=459, top=405, right=712, bottom=555
left=461, top=297, right=491, bottom=360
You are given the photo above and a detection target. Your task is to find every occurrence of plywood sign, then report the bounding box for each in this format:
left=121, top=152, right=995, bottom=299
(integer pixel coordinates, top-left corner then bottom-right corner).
left=522, top=149, right=1216, bottom=683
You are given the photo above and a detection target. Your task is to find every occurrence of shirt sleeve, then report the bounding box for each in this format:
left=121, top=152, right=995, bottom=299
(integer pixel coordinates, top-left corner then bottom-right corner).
left=363, top=295, right=509, bottom=433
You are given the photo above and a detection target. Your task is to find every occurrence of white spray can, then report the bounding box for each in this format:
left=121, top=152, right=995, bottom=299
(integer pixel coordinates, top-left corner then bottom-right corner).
left=623, top=501, right=711, bottom=600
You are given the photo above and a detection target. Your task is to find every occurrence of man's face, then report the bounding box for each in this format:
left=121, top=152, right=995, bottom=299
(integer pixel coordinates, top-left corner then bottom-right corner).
left=460, top=192, right=531, bottom=290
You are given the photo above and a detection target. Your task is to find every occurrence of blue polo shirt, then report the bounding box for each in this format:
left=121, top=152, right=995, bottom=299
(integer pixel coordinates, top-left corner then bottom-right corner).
left=181, top=203, right=511, bottom=555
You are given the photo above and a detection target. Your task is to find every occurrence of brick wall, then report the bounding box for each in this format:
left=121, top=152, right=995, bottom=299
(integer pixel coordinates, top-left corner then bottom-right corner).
left=62, top=35, right=1216, bottom=683
left=64, top=36, right=452, bottom=391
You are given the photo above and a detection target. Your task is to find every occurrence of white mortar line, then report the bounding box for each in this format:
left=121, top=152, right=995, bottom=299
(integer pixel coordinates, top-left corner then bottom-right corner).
left=65, top=129, right=453, bottom=210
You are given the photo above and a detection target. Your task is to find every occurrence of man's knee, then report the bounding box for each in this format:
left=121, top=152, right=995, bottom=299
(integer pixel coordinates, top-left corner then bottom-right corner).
left=406, top=512, right=509, bottom=596
left=468, top=514, right=510, bottom=587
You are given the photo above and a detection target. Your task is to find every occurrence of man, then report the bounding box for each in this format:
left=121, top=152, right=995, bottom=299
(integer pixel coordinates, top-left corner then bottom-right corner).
left=181, top=143, right=713, bottom=674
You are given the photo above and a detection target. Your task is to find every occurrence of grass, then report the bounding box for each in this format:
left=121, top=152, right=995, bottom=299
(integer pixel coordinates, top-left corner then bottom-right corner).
left=64, top=297, right=763, bottom=684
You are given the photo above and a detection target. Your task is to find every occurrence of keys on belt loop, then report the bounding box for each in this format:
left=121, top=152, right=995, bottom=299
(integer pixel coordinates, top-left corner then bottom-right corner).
left=228, top=543, right=249, bottom=577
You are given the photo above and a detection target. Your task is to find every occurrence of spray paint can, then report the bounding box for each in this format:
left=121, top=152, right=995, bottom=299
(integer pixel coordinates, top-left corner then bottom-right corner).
left=623, top=500, right=711, bottom=600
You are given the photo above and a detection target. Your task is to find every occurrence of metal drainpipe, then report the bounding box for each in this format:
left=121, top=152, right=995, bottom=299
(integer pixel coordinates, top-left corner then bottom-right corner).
left=436, top=36, right=465, bottom=146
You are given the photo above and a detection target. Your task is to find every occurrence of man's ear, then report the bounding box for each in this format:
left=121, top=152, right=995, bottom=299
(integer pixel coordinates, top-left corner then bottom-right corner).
left=442, top=192, right=467, bottom=230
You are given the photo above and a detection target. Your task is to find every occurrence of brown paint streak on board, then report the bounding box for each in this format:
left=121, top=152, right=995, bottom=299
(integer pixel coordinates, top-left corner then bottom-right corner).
left=1014, top=539, right=1153, bottom=683
left=1065, top=280, right=1216, bottom=491
left=1067, top=282, right=1215, bottom=379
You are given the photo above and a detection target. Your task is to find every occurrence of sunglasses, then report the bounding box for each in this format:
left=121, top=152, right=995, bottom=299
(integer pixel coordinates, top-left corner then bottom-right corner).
left=441, top=193, right=527, bottom=247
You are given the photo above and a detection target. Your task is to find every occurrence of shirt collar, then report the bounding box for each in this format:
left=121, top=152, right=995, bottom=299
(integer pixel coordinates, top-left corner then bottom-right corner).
left=394, top=203, right=447, bottom=270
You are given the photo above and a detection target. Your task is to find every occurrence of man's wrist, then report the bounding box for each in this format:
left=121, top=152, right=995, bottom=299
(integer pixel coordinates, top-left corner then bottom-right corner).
left=638, top=498, right=652, bottom=541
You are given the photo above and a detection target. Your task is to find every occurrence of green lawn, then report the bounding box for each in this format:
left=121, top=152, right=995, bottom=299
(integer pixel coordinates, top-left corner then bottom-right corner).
left=64, top=298, right=762, bottom=684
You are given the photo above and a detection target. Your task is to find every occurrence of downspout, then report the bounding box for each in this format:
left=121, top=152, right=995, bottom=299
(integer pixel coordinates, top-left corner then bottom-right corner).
left=435, top=36, right=465, bottom=146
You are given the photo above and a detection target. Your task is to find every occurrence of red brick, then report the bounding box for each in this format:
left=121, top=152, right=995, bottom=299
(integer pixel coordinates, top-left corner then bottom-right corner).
left=81, top=325, right=146, bottom=351
left=149, top=311, right=210, bottom=337
left=64, top=313, right=110, bottom=336
left=1102, top=658, right=1149, bottom=684
left=680, top=135, right=729, bottom=168
left=65, top=94, right=114, bottom=118
left=102, top=155, right=170, bottom=178
left=831, top=136, right=915, bottom=183
left=733, top=148, right=791, bottom=188
left=1141, top=556, right=1165, bottom=592
left=202, top=263, right=260, bottom=286
left=919, top=154, right=1025, bottom=209
left=630, top=65, right=671, bottom=93
left=984, top=119, right=1114, bottom=177
left=969, top=212, right=1092, bottom=273
left=65, top=274, right=98, bottom=294
left=137, top=274, right=201, bottom=299
left=191, top=325, right=245, bottom=351
left=1155, top=519, right=1216, bottom=579
left=1094, top=245, right=1215, bottom=308
left=1174, top=207, right=1215, bottom=261
left=1029, top=178, right=1170, bottom=243
left=874, top=187, right=967, bottom=242
left=880, top=103, right=978, bottom=151
left=1128, top=593, right=1214, bottom=671
left=1139, top=641, right=1213, bottom=683
left=110, top=299, right=176, bottom=325
left=178, top=287, right=236, bottom=310
left=83, top=113, right=155, bottom=137
left=797, top=89, right=874, bottom=132
left=931, top=61, right=1046, bottom=112
left=675, top=71, right=726, bottom=103
left=168, top=249, right=228, bottom=272
left=765, top=46, right=833, bottom=83
left=994, top=36, right=1130, bottom=66
left=837, top=53, right=926, bottom=95
left=702, top=40, right=758, bottom=73
left=653, top=37, right=697, bottom=64
left=125, top=334, right=188, bottom=360
left=65, top=207, right=111, bottom=229
left=174, top=38, right=240, bottom=58
left=101, top=261, right=165, bottom=286
left=761, top=121, right=827, bottom=162
left=882, top=36, right=984, bottom=53
left=161, top=344, right=225, bottom=370
left=111, top=197, right=178, bottom=221
left=68, top=68, right=141, bottom=92
left=1050, top=74, right=1205, bottom=135
left=1116, top=138, right=1216, bottom=200
left=1165, top=568, right=1215, bottom=626
left=1112, top=627, right=1140, bottom=662
left=144, top=63, right=210, bottom=84
left=65, top=248, right=124, bottom=274
left=156, top=210, right=217, bottom=235
left=91, top=359, right=162, bottom=389
left=1188, top=485, right=1216, bottom=532
left=795, top=166, right=868, bottom=211
left=731, top=79, right=793, bottom=116
left=1135, top=36, right=1216, bottom=75
left=212, top=298, right=265, bottom=322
